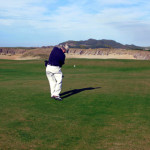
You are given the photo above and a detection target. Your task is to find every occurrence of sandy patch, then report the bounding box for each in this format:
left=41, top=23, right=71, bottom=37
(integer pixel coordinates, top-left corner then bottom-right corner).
left=15, top=56, right=40, bottom=60
left=0, top=54, right=40, bottom=60
left=66, top=53, right=136, bottom=59
left=0, top=53, right=136, bottom=60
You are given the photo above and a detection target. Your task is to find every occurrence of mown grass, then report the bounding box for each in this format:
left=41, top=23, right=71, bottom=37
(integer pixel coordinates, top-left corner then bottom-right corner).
left=0, top=59, right=150, bottom=150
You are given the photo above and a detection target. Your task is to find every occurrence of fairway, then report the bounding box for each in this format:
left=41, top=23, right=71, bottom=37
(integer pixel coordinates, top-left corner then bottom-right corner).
left=0, top=59, right=150, bottom=150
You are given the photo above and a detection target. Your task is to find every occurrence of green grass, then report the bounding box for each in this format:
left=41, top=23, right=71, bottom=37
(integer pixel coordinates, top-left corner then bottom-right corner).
left=0, top=59, right=150, bottom=150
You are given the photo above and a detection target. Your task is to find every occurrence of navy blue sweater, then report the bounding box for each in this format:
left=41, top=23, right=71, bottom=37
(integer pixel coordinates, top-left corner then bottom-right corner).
left=48, top=47, right=65, bottom=67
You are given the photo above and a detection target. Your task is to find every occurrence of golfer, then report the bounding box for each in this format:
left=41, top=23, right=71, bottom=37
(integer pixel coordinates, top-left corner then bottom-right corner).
left=46, top=44, right=69, bottom=101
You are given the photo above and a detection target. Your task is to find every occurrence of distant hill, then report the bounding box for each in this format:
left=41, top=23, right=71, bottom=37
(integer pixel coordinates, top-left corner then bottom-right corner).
left=59, top=39, right=143, bottom=50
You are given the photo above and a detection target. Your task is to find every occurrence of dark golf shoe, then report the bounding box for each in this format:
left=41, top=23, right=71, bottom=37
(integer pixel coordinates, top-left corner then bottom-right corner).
left=54, top=96, right=62, bottom=101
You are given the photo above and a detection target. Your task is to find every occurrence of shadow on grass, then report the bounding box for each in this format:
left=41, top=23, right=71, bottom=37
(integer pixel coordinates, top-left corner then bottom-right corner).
left=60, top=87, right=101, bottom=99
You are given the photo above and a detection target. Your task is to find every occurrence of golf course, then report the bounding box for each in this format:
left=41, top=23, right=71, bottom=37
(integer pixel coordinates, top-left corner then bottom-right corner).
left=0, top=58, right=150, bottom=150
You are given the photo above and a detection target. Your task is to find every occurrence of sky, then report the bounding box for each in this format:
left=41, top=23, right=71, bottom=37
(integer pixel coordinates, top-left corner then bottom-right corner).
left=0, top=0, right=150, bottom=47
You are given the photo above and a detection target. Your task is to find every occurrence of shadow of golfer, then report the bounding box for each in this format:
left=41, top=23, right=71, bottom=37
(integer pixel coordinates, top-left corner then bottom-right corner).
left=60, top=87, right=101, bottom=99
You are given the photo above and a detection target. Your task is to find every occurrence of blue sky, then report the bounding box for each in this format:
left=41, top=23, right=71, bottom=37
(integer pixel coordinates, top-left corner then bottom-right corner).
left=0, top=0, right=150, bottom=47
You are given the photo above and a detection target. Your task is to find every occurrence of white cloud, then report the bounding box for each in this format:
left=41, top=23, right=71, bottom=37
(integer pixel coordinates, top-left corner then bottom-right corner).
left=0, top=0, right=38, bottom=8
left=0, top=0, right=55, bottom=20
left=0, top=19, right=14, bottom=26
left=95, top=0, right=143, bottom=6
left=0, top=0, right=150, bottom=46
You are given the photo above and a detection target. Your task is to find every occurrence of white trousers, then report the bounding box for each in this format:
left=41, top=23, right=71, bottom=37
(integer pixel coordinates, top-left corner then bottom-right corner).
left=46, top=65, right=63, bottom=97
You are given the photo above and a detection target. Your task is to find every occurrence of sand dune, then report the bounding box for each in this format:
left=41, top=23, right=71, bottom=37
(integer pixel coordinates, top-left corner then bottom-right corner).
left=66, top=54, right=135, bottom=59
left=0, top=55, right=40, bottom=60
left=0, top=53, right=135, bottom=60
left=0, top=47, right=150, bottom=60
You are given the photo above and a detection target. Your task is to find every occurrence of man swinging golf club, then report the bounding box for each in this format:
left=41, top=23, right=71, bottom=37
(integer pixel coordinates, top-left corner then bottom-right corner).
left=46, top=44, right=69, bottom=101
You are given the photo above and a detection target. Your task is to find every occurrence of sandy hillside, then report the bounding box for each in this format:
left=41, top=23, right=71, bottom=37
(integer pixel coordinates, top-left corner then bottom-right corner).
left=0, top=54, right=40, bottom=60
left=66, top=54, right=135, bottom=59
left=0, top=47, right=150, bottom=60
left=0, top=53, right=135, bottom=60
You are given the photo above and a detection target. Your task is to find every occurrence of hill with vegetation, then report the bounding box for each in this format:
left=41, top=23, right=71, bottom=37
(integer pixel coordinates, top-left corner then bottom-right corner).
left=59, top=39, right=144, bottom=50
